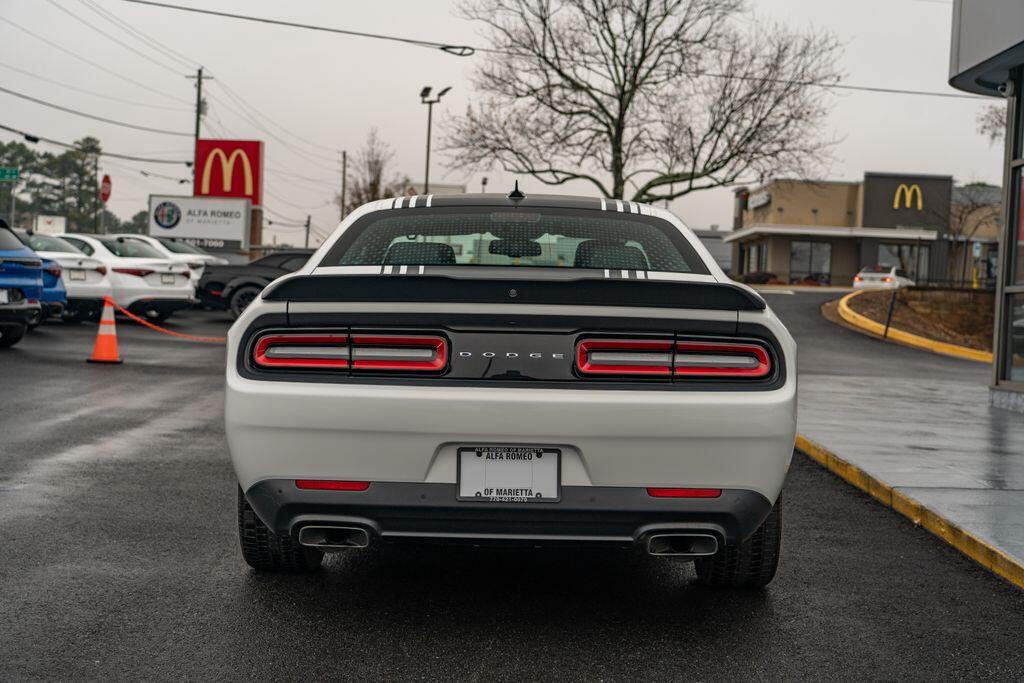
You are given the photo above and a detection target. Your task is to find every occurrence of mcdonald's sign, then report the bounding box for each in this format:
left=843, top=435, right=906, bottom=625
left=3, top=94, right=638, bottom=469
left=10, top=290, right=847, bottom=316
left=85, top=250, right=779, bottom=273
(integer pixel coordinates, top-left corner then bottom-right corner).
left=892, top=183, right=923, bottom=211
left=194, top=139, right=263, bottom=206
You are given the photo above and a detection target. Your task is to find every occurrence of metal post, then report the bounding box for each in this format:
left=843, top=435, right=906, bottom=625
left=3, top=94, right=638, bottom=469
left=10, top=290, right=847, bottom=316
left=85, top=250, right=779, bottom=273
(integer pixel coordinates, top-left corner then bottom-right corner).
left=424, top=101, right=433, bottom=194
left=304, top=215, right=311, bottom=248
left=94, top=154, right=100, bottom=234
left=340, top=150, right=347, bottom=220
left=186, top=67, right=208, bottom=192
left=9, top=176, right=14, bottom=228
left=883, top=289, right=898, bottom=339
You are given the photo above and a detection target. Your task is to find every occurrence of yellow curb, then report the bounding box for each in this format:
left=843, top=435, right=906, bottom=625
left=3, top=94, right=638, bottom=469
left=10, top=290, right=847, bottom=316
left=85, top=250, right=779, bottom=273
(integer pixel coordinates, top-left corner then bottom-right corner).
left=836, top=290, right=992, bottom=363
left=795, top=433, right=1024, bottom=591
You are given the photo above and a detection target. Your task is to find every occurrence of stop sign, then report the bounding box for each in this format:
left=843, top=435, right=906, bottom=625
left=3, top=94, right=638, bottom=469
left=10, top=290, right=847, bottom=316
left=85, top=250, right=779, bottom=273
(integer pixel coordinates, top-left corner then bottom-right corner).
left=100, top=174, right=112, bottom=203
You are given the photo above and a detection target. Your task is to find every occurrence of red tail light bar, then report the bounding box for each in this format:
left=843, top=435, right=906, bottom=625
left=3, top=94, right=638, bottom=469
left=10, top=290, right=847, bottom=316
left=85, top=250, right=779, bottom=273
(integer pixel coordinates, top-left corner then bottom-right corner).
left=112, top=267, right=154, bottom=278
left=252, top=332, right=447, bottom=373
left=575, top=338, right=771, bottom=379
left=647, top=487, right=722, bottom=498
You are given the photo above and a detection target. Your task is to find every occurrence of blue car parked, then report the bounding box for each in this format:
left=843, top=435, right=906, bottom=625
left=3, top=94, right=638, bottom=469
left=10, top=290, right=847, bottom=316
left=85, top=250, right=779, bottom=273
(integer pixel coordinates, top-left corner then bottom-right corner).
left=0, top=223, right=43, bottom=348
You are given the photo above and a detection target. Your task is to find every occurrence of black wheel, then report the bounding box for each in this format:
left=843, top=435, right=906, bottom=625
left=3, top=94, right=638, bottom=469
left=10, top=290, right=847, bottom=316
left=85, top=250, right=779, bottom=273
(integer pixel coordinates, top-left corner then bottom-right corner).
left=61, top=312, right=83, bottom=325
left=0, top=324, right=27, bottom=348
left=26, top=308, right=43, bottom=330
left=146, top=311, right=172, bottom=323
left=695, top=501, right=781, bottom=588
left=229, top=286, right=260, bottom=319
left=237, top=486, right=323, bottom=572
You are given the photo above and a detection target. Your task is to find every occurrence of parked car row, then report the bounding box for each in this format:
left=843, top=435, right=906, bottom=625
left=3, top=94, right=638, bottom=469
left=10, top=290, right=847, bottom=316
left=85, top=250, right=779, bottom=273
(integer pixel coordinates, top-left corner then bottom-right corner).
left=0, top=220, right=312, bottom=349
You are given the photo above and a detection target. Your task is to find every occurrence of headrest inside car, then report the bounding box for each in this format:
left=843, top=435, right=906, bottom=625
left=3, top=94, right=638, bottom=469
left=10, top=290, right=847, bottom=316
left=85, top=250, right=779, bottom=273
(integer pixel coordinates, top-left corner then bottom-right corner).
left=383, top=242, right=456, bottom=265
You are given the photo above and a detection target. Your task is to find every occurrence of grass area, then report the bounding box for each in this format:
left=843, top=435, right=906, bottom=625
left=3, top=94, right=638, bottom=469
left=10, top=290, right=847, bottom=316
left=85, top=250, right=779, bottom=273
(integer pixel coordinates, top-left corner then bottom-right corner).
left=845, top=288, right=994, bottom=352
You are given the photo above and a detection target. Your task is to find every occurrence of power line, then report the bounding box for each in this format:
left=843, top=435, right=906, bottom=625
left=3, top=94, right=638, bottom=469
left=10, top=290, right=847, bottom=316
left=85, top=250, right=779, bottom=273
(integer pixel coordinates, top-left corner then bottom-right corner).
left=0, top=85, right=192, bottom=137
left=0, top=61, right=190, bottom=111
left=78, top=0, right=198, bottom=70
left=0, top=123, right=191, bottom=164
left=0, top=15, right=191, bottom=105
left=118, top=0, right=475, bottom=56
left=44, top=0, right=186, bottom=77
left=264, top=188, right=333, bottom=211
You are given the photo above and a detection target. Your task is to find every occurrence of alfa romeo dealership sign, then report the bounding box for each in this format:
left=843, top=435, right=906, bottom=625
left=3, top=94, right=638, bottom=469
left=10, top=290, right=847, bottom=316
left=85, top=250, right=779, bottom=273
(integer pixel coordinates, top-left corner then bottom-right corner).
left=147, top=194, right=251, bottom=252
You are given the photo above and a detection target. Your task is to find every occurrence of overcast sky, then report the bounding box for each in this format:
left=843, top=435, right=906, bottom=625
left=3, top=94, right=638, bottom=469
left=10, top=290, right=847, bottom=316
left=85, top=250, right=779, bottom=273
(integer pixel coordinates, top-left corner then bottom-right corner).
left=0, top=0, right=1005, bottom=246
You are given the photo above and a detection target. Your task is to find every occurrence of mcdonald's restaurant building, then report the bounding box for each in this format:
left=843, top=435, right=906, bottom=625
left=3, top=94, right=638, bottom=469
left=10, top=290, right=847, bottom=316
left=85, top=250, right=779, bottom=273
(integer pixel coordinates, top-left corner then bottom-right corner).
left=725, top=172, right=1000, bottom=287
left=949, top=0, right=1024, bottom=408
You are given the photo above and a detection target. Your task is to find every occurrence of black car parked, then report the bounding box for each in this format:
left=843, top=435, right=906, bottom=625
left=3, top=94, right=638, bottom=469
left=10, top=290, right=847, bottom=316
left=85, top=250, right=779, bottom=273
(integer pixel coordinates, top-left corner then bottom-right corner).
left=197, top=250, right=313, bottom=318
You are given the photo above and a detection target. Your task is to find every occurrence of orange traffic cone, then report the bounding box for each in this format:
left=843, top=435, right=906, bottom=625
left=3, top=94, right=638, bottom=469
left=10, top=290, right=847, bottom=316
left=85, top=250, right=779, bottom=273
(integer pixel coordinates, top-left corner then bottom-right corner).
left=86, top=296, right=123, bottom=364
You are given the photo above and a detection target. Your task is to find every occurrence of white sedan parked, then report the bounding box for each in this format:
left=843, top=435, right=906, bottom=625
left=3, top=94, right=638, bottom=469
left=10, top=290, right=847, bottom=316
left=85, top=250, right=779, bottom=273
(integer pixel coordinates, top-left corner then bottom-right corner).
left=109, top=233, right=228, bottom=287
left=59, top=233, right=194, bottom=321
left=15, top=231, right=112, bottom=322
left=852, top=265, right=915, bottom=289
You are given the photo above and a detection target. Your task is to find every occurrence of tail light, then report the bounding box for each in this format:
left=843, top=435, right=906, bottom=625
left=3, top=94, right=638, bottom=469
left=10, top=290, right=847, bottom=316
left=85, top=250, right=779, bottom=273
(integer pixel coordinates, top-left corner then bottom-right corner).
left=853, top=275, right=862, bottom=282
left=251, top=332, right=448, bottom=373
left=254, top=333, right=350, bottom=369
left=95, top=265, right=107, bottom=275
left=46, top=265, right=62, bottom=278
left=883, top=276, right=893, bottom=283
left=350, top=335, right=447, bottom=371
left=187, top=261, right=203, bottom=270
left=113, top=267, right=154, bottom=277
left=575, top=338, right=771, bottom=380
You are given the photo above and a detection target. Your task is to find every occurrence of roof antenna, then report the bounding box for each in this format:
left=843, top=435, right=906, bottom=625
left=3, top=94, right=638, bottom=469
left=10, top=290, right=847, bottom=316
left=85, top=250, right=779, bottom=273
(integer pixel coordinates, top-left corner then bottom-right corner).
left=507, top=179, right=526, bottom=201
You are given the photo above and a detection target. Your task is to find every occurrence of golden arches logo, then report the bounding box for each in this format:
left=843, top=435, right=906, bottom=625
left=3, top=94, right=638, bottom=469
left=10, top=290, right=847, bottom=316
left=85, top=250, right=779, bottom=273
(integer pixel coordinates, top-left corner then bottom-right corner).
left=893, top=183, right=923, bottom=211
left=200, top=148, right=253, bottom=196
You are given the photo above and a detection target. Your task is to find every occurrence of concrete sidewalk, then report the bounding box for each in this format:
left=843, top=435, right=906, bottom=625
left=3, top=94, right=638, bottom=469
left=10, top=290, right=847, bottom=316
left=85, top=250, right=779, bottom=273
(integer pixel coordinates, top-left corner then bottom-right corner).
left=798, top=373, right=1024, bottom=588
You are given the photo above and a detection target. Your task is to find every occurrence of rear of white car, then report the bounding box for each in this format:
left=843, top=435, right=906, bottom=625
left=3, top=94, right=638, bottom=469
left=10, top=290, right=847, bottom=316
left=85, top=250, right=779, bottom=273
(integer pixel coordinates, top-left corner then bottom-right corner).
left=60, top=234, right=194, bottom=320
left=227, top=194, right=797, bottom=587
left=853, top=265, right=915, bottom=289
left=110, top=234, right=227, bottom=287
left=14, top=231, right=113, bottom=322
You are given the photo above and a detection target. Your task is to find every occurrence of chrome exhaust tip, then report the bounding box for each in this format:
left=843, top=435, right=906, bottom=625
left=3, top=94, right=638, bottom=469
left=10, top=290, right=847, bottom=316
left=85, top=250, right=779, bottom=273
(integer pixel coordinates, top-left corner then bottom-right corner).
left=645, top=533, right=718, bottom=557
left=297, top=525, right=370, bottom=550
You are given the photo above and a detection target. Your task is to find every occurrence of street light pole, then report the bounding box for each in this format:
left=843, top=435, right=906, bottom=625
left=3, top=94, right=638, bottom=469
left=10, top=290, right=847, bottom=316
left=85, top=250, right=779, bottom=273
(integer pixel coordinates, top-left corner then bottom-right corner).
left=419, top=86, right=451, bottom=194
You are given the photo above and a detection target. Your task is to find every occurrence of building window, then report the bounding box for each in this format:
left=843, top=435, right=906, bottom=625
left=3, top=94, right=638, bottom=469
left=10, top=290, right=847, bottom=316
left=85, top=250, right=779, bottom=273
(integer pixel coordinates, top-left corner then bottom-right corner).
left=1014, top=169, right=1024, bottom=285
left=745, top=242, right=766, bottom=273
left=878, top=243, right=930, bottom=283
left=1008, top=293, right=1024, bottom=382
left=789, top=241, right=831, bottom=284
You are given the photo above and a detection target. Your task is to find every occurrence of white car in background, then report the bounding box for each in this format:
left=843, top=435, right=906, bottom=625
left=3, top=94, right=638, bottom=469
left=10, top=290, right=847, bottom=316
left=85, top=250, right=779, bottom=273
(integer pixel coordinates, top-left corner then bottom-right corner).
left=14, top=230, right=112, bottom=323
left=852, top=265, right=915, bottom=289
left=59, top=233, right=194, bottom=321
left=109, top=233, right=229, bottom=287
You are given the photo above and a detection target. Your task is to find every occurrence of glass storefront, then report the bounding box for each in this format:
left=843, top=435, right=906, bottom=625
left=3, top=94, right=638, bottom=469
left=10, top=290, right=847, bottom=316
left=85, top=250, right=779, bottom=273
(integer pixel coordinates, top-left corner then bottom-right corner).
left=878, top=243, right=930, bottom=282
left=745, top=242, right=766, bottom=274
left=789, top=241, right=832, bottom=284
left=1015, top=170, right=1024, bottom=285
left=1009, top=293, right=1024, bottom=382
left=999, top=67, right=1024, bottom=389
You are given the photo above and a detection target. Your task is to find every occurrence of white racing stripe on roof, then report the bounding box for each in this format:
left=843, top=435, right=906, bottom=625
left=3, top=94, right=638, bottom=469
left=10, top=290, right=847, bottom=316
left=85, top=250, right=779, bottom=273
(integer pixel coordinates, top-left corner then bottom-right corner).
left=399, top=265, right=408, bottom=274
left=615, top=199, right=624, bottom=212
left=419, top=265, right=425, bottom=274
left=620, top=269, right=629, bottom=279
left=600, top=198, right=607, bottom=211
left=409, top=195, right=418, bottom=208
left=425, top=194, right=433, bottom=207
left=604, top=268, right=610, bottom=278
left=636, top=270, right=646, bottom=279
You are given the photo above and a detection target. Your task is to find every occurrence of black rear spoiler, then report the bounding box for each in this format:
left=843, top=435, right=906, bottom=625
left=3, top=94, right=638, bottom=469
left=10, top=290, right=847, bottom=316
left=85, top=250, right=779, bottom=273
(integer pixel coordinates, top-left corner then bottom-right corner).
left=263, top=275, right=766, bottom=311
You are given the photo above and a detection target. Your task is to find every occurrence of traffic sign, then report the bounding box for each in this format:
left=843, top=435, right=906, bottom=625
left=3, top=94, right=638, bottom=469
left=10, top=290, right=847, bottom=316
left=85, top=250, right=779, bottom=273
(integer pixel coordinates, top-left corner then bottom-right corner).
left=0, top=167, right=19, bottom=181
left=100, top=174, right=112, bottom=203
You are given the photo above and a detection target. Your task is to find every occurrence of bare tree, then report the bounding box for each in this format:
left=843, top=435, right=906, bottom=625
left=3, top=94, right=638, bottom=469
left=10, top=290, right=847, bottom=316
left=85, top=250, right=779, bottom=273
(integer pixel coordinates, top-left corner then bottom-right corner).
left=949, top=182, right=1001, bottom=284
left=335, top=129, right=409, bottom=215
left=976, top=104, right=1006, bottom=145
left=445, top=0, right=842, bottom=202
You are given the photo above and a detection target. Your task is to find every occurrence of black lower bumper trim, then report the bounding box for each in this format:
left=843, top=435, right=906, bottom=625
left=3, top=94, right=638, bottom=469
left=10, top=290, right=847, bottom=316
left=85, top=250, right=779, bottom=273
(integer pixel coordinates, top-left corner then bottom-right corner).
left=127, top=298, right=192, bottom=316
left=244, top=480, right=774, bottom=548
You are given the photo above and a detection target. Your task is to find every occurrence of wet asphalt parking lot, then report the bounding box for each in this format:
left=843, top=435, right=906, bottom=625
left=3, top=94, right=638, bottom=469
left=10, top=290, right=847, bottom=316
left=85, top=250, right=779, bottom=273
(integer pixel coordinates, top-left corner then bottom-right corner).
left=2, top=296, right=1024, bottom=680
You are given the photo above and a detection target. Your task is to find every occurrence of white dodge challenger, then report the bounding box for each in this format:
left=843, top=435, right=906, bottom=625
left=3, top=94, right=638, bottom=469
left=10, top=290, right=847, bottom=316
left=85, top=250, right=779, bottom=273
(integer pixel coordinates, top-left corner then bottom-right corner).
left=227, top=190, right=797, bottom=588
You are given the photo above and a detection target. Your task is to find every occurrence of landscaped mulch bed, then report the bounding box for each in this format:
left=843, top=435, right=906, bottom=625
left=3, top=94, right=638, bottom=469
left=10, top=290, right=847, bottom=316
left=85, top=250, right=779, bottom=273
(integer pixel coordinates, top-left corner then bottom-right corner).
left=845, top=288, right=994, bottom=352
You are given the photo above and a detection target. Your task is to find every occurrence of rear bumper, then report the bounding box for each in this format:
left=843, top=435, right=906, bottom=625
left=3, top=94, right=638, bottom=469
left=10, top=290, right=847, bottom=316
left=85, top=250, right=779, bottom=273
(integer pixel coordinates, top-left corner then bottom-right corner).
left=114, top=283, right=194, bottom=309
left=126, top=298, right=194, bottom=316
left=65, top=297, right=105, bottom=318
left=0, top=301, right=35, bottom=325
left=245, top=479, right=773, bottom=546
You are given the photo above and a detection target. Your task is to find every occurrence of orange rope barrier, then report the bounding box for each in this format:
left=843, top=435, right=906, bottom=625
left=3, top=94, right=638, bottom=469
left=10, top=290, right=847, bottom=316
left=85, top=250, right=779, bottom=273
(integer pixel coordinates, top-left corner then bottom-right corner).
left=112, top=302, right=227, bottom=343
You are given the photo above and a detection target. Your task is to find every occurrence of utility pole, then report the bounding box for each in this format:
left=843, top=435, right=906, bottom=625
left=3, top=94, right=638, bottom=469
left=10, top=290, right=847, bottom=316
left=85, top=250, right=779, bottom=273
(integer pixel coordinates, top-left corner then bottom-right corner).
left=9, top=175, right=15, bottom=228
left=93, top=153, right=100, bottom=234
left=419, top=86, right=451, bottom=194
left=304, top=214, right=311, bottom=248
left=186, top=67, right=210, bottom=191
left=339, top=150, right=347, bottom=221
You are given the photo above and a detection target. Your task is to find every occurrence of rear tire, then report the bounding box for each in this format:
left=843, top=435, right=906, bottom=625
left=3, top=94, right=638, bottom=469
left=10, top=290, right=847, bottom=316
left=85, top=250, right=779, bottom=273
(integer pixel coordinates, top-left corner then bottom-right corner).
left=0, top=324, right=27, bottom=348
left=695, top=501, right=781, bottom=588
left=237, top=486, right=323, bottom=572
left=229, top=286, right=260, bottom=320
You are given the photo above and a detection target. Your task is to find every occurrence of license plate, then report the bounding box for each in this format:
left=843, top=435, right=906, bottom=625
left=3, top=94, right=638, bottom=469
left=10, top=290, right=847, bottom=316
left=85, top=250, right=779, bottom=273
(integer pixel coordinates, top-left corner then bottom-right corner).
left=457, top=447, right=560, bottom=502
left=68, top=269, right=87, bottom=281
left=0, top=289, right=7, bottom=304
left=160, top=273, right=176, bottom=284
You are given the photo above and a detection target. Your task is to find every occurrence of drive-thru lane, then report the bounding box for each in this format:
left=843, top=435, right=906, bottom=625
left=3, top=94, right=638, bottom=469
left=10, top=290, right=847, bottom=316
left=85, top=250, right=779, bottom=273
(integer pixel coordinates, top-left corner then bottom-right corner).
left=1, top=305, right=1023, bottom=680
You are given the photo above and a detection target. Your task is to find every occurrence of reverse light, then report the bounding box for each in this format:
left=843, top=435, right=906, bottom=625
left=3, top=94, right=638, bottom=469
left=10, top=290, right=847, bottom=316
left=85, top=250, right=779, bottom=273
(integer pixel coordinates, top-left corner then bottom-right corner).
left=673, top=341, right=770, bottom=378
left=295, top=479, right=370, bottom=491
left=575, top=339, right=674, bottom=376
left=112, top=267, right=155, bottom=278
left=647, top=487, right=722, bottom=498
left=350, top=335, right=448, bottom=371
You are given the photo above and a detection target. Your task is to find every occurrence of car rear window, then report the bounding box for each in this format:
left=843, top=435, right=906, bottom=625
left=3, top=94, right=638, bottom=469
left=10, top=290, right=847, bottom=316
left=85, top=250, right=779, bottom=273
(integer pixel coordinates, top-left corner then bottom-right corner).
left=22, top=233, right=84, bottom=254
left=157, top=237, right=205, bottom=255
left=97, top=238, right=164, bottom=259
left=321, top=208, right=708, bottom=274
left=0, top=228, right=25, bottom=250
